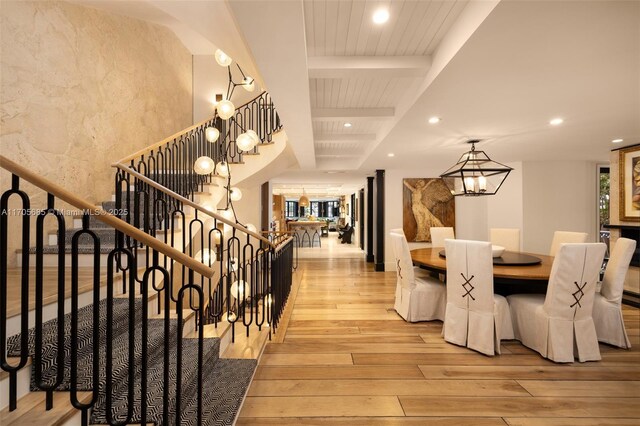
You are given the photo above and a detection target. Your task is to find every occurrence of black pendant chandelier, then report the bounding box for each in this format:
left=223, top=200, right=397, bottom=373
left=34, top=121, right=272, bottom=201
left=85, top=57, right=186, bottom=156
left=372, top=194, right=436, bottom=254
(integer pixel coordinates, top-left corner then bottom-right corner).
left=439, top=139, right=512, bottom=196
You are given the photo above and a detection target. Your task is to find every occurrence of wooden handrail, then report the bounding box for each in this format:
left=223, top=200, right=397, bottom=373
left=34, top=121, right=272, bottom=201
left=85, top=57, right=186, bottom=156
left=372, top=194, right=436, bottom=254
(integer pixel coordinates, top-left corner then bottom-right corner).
left=112, top=164, right=276, bottom=249
left=274, top=237, right=294, bottom=253
left=0, top=155, right=215, bottom=278
left=114, top=91, right=269, bottom=165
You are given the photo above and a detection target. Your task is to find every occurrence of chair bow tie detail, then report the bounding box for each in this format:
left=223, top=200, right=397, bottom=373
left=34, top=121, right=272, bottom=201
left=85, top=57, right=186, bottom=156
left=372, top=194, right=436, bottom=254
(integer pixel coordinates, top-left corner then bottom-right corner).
left=396, top=259, right=403, bottom=280
left=571, top=281, right=587, bottom=308
left=461, top=273, right=475, bottom=301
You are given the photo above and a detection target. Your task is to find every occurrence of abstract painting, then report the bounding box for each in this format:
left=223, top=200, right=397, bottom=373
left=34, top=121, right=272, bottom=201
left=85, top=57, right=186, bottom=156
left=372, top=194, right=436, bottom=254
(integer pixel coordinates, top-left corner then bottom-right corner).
left=403, top=178, right=455, bottom=242
left=619, top=144, right=640, bottom=222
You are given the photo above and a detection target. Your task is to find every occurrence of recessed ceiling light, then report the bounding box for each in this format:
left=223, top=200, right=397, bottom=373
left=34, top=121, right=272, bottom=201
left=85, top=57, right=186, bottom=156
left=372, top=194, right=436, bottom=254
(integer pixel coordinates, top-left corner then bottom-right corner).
left=612, top=138, right=624, bottom=143
left=344, top=122, right=352, bottom=128
left=428, top=116, right=441, bottom=124
left=549, top=118, right=564, bottom=126
left=372, top=8, right=390, bottom=24
left=388, top=153, right=395, bottom=157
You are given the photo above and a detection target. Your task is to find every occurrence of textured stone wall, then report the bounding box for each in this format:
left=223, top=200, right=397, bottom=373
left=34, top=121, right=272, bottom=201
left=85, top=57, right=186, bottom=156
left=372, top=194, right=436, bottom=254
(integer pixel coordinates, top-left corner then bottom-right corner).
left=1, top=1, right=192, bottom=263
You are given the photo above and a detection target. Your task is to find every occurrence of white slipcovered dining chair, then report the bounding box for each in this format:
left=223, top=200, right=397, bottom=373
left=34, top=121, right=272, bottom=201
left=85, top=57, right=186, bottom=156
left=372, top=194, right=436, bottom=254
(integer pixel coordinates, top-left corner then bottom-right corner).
left=430, top=227, right=454, bottom=247
left=490, top=228, right=521, bottom=252
left=442, top=239, right=514, bottom=356
left=593, top=237, right=636, bottom=348
left=508, top=243, right=606, bottom=363
left=549, top=231, right=588, bottom=256
left=389, top=229, right=446, bottom=322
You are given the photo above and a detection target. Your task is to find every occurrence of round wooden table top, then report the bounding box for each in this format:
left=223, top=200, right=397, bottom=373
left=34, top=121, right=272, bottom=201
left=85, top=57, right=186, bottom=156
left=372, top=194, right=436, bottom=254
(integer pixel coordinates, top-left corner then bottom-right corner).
left=410, top=247, right=554, bottom=281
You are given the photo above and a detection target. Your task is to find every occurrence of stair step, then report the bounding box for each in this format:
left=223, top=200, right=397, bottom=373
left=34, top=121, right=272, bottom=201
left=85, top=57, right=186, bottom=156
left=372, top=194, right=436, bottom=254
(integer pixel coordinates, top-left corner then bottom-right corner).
left=3, top=266, right=139, bottom=318
left=0, top=390, right=91, bottom=426
left=87, top=318, right=220, bottom=424
left=16, top=249, right=151, bottom=269
left=4, top=293, right=231, bottom=425
left=0, top=358, right=32, bottom=411
left=187, top=321, right=233, bottom=357
left=179, top=358, right=257, bottom=426
left=223, top=320, right=271, bottom=360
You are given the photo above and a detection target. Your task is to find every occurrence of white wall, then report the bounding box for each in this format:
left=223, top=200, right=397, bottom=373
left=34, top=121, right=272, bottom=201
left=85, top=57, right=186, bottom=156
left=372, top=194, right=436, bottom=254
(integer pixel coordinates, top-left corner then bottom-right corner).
left=230, top=184, right=261, bottom=231
left=487, top=162, right=524, bottom=250
left=522, top=161, right=597, bottom=254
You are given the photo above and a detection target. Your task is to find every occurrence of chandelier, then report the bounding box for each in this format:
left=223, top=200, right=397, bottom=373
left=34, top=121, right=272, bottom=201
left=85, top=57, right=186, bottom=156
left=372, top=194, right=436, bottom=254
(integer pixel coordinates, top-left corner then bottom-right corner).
left=440, top=140, right=512, bottom=196
left=191, top=48, right=261, bottom=230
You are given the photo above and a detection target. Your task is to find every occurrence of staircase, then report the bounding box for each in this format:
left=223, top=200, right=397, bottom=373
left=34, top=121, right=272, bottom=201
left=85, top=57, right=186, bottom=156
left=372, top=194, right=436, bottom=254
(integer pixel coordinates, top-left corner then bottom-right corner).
left=4, top=298, right=255, bottom=425
left=1, top=91, right=295, bottom=424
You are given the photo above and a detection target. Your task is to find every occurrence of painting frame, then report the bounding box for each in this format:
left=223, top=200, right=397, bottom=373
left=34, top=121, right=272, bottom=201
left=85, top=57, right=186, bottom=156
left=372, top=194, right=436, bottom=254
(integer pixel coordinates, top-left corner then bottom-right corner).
left=402, top=178, right=455, bottom=242
left=619, top=144, right=640, bottom=222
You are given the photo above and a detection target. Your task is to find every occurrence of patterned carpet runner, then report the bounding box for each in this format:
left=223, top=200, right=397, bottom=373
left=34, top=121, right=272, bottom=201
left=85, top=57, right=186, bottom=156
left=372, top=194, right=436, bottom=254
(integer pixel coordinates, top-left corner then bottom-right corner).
left=7, top=298, right=256, bottom=425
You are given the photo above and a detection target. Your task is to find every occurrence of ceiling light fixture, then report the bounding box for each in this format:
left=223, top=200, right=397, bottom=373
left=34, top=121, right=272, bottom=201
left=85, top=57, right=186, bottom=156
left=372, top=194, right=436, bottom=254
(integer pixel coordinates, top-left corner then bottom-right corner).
left=428, top=117, right=441, bottom=124
left=194, top=156, right=215, bottom=175
left=388, top=153, right=395, bottom=157
left=372, top=8, right=390, bottom=24
left=191, top=52, right=268, bottom=238
left=612, top=138, right=624, bottom=144
left=242, top=76, right=255, bottom=92
left=344, top=122, right=352, bottom=128
left=549, top=118, right=564, bottom=126
left=205, top=127, right=220, bottom=143
left=217, top=99, right=235, bottom=120
left=214, top=49, right=232, bottom=67
left=229, top=187, right=243, bottom=202
left=299, top=189, right=310, bottom=208
left=440, top=139, right=512, bottom=196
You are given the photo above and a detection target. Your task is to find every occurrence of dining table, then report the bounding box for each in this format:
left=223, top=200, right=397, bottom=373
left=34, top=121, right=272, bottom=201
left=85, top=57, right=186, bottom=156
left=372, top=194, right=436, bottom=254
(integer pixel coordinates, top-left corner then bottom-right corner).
left=410, top=247, right=555, bottom=294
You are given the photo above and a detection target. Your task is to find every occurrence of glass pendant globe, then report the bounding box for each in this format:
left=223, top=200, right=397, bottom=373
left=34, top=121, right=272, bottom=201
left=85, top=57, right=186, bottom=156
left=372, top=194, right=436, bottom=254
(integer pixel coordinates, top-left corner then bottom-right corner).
left=246, top=130, right=260, bottom=148
left=217, top=100, right=235, bottom=120
left=214, top=49, right=232, bottom=67
left=230, top=280, right=249, bottom=299
left=216, top=161, right=230, bottom=177
left=236, top=132, right=254, bottom=152
left=194, top=156, right=215, bottom=175
left=242, top=76, right=255, bottom=92
left=226, top=311, right=237, bottom=322
left=195, top=249, right=216, bottom=265
left=230, top=187, right=242, bottom=201
left=205, top=126, right=220, bottom=143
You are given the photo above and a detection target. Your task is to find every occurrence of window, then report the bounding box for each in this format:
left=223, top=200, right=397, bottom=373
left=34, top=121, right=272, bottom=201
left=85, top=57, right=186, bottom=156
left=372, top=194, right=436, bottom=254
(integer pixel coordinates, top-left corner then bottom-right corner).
left=597, top=165, right=610, bottom=254
left=285, top=201, right=298, bottom=218
left=310, top=201, right=319, bottom=217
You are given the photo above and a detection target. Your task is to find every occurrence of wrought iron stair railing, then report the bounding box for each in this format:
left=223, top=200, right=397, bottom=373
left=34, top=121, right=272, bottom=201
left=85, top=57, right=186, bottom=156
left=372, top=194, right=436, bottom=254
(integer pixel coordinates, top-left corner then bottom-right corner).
left=110, top=90, right=290, bottom=337
left=112, top=164, right=293, bottom=338
left=0, top=154, right=294, bottom=423
left=114, top=91, right=281, bottom=204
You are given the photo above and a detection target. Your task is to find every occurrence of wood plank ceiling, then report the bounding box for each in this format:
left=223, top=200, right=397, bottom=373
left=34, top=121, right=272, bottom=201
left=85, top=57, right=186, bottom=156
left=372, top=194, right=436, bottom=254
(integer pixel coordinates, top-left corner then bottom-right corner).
left=304, top=0, right=468, bottom=160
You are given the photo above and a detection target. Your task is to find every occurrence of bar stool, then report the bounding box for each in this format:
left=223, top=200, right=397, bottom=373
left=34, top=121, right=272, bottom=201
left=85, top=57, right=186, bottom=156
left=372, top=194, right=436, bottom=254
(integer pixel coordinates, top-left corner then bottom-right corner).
left=312, top=229, right=322, bottom=247
left=301, top=229, right=311, bottom=247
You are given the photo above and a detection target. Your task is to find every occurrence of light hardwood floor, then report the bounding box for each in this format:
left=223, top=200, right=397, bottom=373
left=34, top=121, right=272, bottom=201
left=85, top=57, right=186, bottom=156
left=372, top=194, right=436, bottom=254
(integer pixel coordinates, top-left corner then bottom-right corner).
left=238, top=236, right=640, bottom=425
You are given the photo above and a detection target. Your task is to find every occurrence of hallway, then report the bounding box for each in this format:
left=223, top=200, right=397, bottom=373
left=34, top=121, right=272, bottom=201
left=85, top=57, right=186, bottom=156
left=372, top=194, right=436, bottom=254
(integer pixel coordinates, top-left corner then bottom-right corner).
left=237, top=236, right=640, bottom=424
